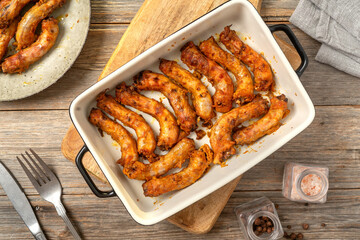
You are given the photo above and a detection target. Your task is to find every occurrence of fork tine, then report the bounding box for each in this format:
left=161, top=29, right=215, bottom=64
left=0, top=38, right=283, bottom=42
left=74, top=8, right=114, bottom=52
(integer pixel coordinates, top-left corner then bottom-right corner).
left=29, top=149, right=55, bottom=179
left=21, top=153, right=46, bottom=184
left=22, top=152, right=48, bottom=183
left=26, top=150, right=51, bottom=181
left=17, top=157, right=42, bottom=188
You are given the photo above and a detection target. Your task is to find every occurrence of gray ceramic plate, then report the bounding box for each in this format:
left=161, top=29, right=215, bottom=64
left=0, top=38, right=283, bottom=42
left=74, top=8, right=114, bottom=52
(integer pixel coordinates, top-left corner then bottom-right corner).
left=0, top=0, right=91, bottom=101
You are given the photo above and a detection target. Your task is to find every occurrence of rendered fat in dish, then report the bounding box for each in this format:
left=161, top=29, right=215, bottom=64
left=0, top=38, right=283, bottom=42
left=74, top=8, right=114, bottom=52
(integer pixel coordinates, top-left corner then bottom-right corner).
left=0, top=18, right=18, bottom=60
left=124, top=138, right=195, bottom=180
left=96, top=91, right=157, bottom=161
left=0, top=0, right=33, bottom=29
left=2, top=17, right=59, bottom=74
left=159, top=59, right=215, bottom=122
left=199, top=36, right=254, bottom=104
left=181, top=41, right=234, bottom=113
left=210, top=96, right=269, bottom=165
left=15, top=0, right=66, bottom=50
left=142, top=144, right=213, bottom=197
left=220, top=26, right=274, bottom=91
left=88, top=108, right=139, bottom=167
left=115, top=82, right=180, bottom=150
left=134, top=70, right=197, bottom=133
left=233, top=95, right=289, bottom=145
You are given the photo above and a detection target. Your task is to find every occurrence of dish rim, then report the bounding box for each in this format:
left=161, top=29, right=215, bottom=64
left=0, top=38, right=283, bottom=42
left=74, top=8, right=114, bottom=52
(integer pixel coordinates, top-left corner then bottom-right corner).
left=69, top=0, right=315, bottom=225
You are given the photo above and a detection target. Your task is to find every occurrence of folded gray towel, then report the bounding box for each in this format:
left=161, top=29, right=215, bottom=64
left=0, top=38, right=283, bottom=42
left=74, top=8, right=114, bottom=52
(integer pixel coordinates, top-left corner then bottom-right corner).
left=290, top=0, right=360, bottom=78
left=311, top=0, right=360, bottom=41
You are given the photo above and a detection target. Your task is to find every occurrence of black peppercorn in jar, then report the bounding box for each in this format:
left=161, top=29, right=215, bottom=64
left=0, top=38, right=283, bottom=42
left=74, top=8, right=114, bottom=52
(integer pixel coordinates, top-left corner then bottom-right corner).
left=234, top=197, right=284, bottom=240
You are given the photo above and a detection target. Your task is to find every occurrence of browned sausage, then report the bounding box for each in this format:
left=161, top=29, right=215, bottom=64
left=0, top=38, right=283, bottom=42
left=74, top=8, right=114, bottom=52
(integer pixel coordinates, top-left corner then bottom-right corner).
left=142, top=144, right=213, bottom=197
left=124, top=138, right=195, bottom=180
left=159, top=59, right=215, bottom=122
left=96, top=91, right=157, bottom=160
left=210, top=96, right=269, bottom=164
left=2, top=17, right=59, bottom=73
left=0, top=18, right=18, bottom=60
left=181, top=41, right=234, bottom=113
left=0, top=0, right=32, bottom=29
left=88, top=108, right=139, bottom=167
left=220, top=26, right=274, bottom=91
left=15, top=0, right=65, bottom=50
left=134, top=70, right=197, bottom=133
left=199, top=36, right=254, bottom=104
left=233, top=95, right=289, bottom=145
left=115, top=82, right=180, bottom=150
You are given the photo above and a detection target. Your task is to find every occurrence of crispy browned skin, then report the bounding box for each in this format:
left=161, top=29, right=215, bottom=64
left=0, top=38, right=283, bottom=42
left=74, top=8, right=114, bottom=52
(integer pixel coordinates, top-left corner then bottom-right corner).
left=220, top=26, right=274, bottom=91
left=134, top=70, right=197, bottom=133
left=115, top=82, right=180, bottom=150
left=142, top=144, right=213, bottom=197
left=2, top=17, right=59, bottom=73
left=88, top=108, right=139, bottom=167
left=124, top=138, right=195, bottom=180
left=210, top=96, right=269, bottom=164
left=159, top=59, right=215, bottom=122
left=181, top=41, right=234, bottom=113
left=96, top=92, right=157, bottom=160
left=200, top=36, right=254, bottom=104
left=234, top=95, right=289, bottom=145
left=0, top=0, right=32, bottom=29
left=0, top=18, right=18, bottom=60
left=16, top=0, right=65, bottom=50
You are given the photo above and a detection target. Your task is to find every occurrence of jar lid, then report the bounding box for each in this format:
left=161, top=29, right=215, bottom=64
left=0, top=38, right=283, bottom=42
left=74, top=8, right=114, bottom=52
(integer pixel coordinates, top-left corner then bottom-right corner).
left=295, top=169, right=329, bottom=201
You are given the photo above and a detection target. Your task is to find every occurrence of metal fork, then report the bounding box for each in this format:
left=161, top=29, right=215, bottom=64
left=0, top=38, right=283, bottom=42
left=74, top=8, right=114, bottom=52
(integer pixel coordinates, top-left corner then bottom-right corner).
left=17, top=149, right=81, bottom=240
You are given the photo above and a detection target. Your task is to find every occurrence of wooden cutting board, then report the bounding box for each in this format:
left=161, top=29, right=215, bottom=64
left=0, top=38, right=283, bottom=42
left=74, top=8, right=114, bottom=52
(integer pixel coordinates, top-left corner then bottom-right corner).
left=61, top=0, right=301, bottom=234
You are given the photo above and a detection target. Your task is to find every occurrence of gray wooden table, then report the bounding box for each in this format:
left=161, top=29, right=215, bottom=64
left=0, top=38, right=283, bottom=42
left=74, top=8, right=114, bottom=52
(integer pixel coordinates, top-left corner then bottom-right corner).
left=0, top=0, right=359, bottom=239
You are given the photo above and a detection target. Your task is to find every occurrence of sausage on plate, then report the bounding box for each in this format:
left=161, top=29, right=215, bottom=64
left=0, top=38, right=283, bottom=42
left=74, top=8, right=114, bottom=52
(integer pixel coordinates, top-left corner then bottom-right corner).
left=200, top=36, right=254, bottom=104
left=96, top=91, right=157, bottom=161
left=181, top=41, right=234, bottom=113
left=0, top=0, right=32, bottom=29
left=220, top=26, right=274, bottom=91
left=134, top=70, right=197, bottom=133
left=124, top=138, right=195, bottom=180
left=233, top=95, right=289, bottom=145
left=115, top=82, right=180, bottom=150
left=88, top=108, right=139, bottom=167
left=142, top=144, right=213, bottom=197
left=0, top=18, right=18, bottom=60
left=2, top=17, right=59, bottom=74
left=210, top=96, right=269, bottom=164
left=159, top=59, right=215, bottom=122
left=15, top=0, right=65, bottom=50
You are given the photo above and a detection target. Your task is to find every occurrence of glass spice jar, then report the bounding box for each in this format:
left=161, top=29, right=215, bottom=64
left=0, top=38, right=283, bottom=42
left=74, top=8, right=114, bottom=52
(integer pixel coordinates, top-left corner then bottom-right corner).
left=282, top=162, right=329, bottom=203
left=234, top=197, right=284, bottom=240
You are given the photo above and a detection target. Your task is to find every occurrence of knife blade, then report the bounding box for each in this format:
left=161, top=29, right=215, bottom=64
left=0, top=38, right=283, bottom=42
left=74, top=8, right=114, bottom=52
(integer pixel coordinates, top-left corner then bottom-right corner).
left=0, top=161, right=47, bottom=240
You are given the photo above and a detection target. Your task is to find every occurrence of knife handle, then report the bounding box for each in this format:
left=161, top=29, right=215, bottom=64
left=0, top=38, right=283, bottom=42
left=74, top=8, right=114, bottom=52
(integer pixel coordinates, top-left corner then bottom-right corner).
left=34, top=232, right=47, bottom=240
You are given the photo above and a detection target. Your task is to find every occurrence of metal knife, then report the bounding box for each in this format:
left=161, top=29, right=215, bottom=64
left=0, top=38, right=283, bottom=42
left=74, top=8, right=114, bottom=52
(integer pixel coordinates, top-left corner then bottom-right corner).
left=0, top=161, right=47, bottom=240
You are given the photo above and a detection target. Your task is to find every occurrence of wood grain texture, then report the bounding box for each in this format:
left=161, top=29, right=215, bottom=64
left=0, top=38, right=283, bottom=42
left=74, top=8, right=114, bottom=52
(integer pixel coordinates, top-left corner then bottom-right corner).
left=63, top=0, right=264, bottom=234
left=1, top=106, right=359, bottom=195
left=0, top=190, right=359, bottom=239
left=2, top=25, right=360, bottom=111
left=88, top=0, right=295, bottom=24
left=1, top=0, right=360, bottom=238
left=168, top=176, right=242, bottom=234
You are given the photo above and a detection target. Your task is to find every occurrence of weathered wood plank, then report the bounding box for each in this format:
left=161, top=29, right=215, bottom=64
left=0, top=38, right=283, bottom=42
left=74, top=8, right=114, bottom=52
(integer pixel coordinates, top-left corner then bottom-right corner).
left=1, top=24, right=359, bottom=110
left=0, top=190, right=358, bottom=239
left=0, top=106, right=359, bottom=196
left=89, top=0, right=299, bottom=24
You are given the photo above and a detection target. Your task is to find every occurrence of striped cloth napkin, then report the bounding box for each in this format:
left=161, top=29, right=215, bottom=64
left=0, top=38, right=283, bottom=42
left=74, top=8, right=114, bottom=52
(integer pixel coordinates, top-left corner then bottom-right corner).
left=290, top=0, right=360, bottom=78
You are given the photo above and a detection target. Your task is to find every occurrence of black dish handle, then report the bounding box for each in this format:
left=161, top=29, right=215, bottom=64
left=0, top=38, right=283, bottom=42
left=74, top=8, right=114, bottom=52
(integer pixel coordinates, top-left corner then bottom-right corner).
left=75, top=145, right=116, bottom=198
left=268, top=24, right=308, bottom=77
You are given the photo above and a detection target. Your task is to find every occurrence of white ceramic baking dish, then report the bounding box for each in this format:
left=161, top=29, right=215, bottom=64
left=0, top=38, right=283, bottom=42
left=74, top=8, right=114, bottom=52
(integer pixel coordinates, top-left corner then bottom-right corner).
left=70, top=0, right=315, bottom=225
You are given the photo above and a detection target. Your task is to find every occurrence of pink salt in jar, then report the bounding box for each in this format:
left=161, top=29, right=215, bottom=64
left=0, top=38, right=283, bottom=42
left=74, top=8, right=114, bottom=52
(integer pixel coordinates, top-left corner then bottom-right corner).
left=282, top=162, right=329, bottom=203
